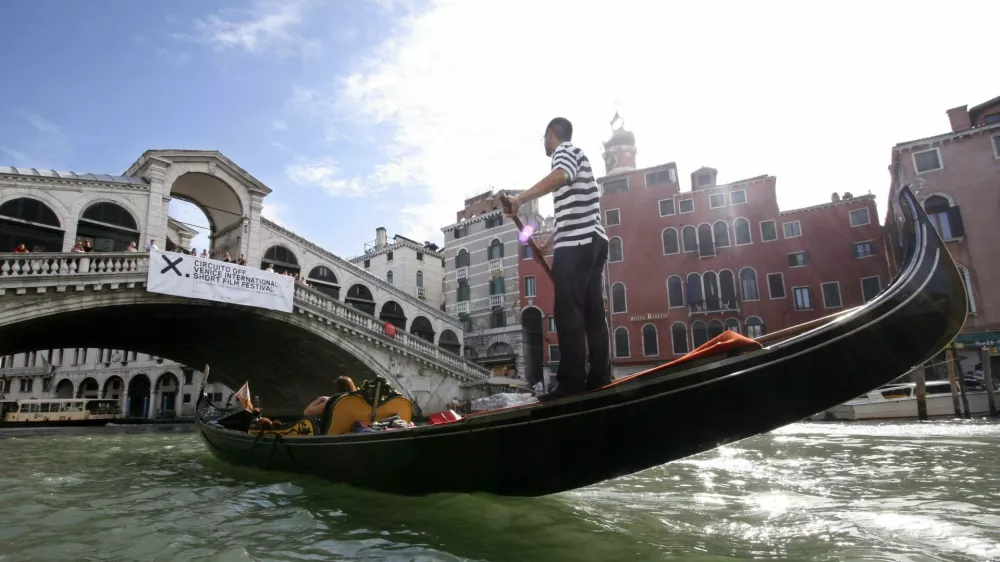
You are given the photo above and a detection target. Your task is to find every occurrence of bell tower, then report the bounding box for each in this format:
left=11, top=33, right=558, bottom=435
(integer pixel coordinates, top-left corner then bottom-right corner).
left=602, top=111, right=637, bottom=175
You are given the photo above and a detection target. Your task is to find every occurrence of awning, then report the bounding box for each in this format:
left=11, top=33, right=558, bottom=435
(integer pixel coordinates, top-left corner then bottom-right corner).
left=951, top=331, right=1000, bottom=356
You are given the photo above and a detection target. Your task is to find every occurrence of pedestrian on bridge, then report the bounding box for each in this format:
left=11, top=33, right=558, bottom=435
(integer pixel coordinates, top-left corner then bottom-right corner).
left=503, top=117, right=611, bottom=401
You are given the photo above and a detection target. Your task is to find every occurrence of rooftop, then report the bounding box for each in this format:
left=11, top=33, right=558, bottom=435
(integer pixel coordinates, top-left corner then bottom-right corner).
left=0, top=166, right=148, bottom=186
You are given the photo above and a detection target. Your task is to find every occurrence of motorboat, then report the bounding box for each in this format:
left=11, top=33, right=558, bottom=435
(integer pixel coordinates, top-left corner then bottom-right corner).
left=810, top=379, right=996, bottom=421
left=195, top=186, right=967, bottom=497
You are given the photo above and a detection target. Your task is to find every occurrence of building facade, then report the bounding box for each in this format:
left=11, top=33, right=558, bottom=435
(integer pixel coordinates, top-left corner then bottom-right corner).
left=519, top=114, right=889, bottom=384
left=0, top=347, right=232, bottom=419
left=349, top=227, right=447, bottom=312
left=441, top=189, right=543, bottom=379
left=885, top=95, right=1000, bottom=375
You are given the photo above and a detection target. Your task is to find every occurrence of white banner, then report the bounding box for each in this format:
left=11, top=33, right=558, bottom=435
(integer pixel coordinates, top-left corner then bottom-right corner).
left=146, top=250, right=294, bottom=313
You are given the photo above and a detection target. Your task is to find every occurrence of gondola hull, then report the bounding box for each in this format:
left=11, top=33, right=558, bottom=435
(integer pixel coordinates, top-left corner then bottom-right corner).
left=196, top=187, right=966, bottom=497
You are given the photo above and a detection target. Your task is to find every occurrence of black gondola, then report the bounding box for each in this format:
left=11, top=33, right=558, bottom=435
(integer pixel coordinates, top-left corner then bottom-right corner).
left=195, top=186, right=966, bottom=497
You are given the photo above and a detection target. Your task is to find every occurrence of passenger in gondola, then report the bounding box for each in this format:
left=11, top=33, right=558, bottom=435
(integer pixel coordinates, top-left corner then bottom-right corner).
left=303, top=376, right=357, bottom=416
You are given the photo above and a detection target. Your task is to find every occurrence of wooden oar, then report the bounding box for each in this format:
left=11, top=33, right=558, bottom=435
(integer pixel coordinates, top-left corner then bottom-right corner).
left=499, top=193, right=554, bottom=282
left=755, top=306, right=860, bottom=345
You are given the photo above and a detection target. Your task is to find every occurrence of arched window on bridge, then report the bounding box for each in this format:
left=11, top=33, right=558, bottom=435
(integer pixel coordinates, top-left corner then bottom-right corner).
left=410, top=316, right=435, bottom=343
left=307, top=265, right=340, bottom=300
left=379, top=300, right=407, bottom=330
left=439, top=328, right=462, bottom=356
left=345, top=284, right=376, bottom=316
left=262, top=245, right=300, bottom=276
left=77, top=202, right=139, bottom=252
left=0, top=197, right=64, bottom=252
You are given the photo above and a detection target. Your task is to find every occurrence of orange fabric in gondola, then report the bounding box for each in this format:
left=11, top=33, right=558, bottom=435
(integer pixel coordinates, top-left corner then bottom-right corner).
left=606, top=329, right=762, bottom=388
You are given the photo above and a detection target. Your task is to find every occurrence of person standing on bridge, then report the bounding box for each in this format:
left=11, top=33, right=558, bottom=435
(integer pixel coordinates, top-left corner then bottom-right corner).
left=503, top=117, right=611, bottom=401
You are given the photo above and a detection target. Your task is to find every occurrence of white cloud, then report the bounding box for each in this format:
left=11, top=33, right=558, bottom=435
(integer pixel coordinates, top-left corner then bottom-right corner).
left=272, top=120, right=288, bottom=131
left=17, top=110, right=62, bottom=136
left=261, top=202, right=287, bottom=227
left=286, top=158, right=371, bottom=197
left=0, top=146, right=31, bottom=164
left=188, top=0, right=319, bottom=57
left=332, top=0, right=998, bottom=244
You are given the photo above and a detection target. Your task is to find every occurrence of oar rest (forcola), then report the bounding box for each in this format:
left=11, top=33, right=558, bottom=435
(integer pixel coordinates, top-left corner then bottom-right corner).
left=320, top=376, right=413, bottom=435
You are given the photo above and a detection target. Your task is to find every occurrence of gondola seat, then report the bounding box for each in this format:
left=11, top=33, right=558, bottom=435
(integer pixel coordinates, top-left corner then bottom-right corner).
left=320, top=377, right=413, bottom=435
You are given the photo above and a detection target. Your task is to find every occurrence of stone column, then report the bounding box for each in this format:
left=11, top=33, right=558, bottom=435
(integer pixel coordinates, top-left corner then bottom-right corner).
left=245, top=192, right=265, bottom=267
left=143, top=159, right=171, bottom=250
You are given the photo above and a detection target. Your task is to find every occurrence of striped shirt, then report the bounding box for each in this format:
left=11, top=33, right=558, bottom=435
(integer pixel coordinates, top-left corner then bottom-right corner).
left=550, top=141, right=607, bottom=250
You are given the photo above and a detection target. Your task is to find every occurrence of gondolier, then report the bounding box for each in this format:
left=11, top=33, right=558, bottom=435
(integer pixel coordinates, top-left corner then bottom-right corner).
left=503, top=117, right=611, bottom=400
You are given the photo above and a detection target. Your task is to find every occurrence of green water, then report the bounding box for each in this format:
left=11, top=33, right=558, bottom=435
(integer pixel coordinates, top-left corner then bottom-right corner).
left=0, top=420, right=998, bottom=561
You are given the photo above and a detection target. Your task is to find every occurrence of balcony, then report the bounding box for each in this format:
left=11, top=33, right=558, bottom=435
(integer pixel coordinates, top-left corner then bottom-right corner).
left=688, top=297, right=740, bottom=315
left=456, top=267, right=469, bottom=279
left=456, top=301, right=470, bottom=314
left=417, top=287, right=426, bottom=300
left=489, top=294, right=504, bottom=307
left=488, top=259, right=502, bottom=272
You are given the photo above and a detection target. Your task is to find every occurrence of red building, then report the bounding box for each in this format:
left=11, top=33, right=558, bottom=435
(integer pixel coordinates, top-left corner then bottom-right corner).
left=519, top=114, right=889, bottom=383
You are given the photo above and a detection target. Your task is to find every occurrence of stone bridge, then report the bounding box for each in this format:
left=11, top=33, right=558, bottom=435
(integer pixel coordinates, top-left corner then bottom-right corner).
left=0, top=150, right=492, bottom=416
left=0, top=252, right=490, bottom=416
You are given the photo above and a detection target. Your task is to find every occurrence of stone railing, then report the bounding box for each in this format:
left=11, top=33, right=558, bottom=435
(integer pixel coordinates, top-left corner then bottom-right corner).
left=260, top=218, right=462, bottom=330
left=0, top=252, right=150, bottom=277
left=0, top=252, right=489, bottom=382
left=293, top=283, right=490, bottom=381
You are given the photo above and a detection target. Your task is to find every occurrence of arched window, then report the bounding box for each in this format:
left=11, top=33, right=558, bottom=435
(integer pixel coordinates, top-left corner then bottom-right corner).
left=662, top=228, right=679, bottom=254
left=416, top=271, right=424, bottom=288
left=719, top=270, right=738, bottom=309
left=734, top=218, right=752, bottom=245
left=667, top=275, right=684, bottom=308
left=724, top=318, right=740, bottom=333
left=686, top=273, right=703, bottom=308
left=488, top=238, right=504, bottom=259
left=708, top=319, right=724, bottom=339
left=0, top=197, right=64, bottom=252
left=262, top=245, right=300, bottom=274
left=614, top=327, right=630, bottom=358
left=307, top=265, right=340, bottom=299
left=671, top=323, right=689, bottom=355
left=77, top=201, right=139, bottom=252
left=609, top=237, right=624, bottom=262
left=455, top=249, right=470, bottom=267
left=457, top=279, right=470, bottom=301
left=745, top=316, right=766, bottom=338
left=739, top=268, right=759, bottom=300
left=682, top=226, right=698, bottom=253
left=713, top=221, right=730, bottom=247
left=692, top=321, right=708, bottom=348
left=924, top=195, right=964, bottom=240
left=611, top=282, right=627, bottom=313
left=703, top=271, right=720, bottom=310
left=957, top=264, right=976, bottom=314
left=82, top=202, right=138, bottom=231
left=697, top=224, right=715, bottom=257
left=386, top=270, right=394, bottom=285
left=642, top=324, right=659, bottom=356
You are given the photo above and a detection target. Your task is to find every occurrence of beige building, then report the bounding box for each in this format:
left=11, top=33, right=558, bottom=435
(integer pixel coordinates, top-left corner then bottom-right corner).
left=349, top=227, right=446, bottom=313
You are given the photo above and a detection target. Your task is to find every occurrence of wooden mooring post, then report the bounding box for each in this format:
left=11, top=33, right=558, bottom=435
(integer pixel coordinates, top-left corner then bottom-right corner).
left=915, top=364, right=928, bottom=421
left=944, top=346, right=964, bottom=418
left=982, top=348, right=998, bottom=417
left=954, top=348, right=971, bottom=419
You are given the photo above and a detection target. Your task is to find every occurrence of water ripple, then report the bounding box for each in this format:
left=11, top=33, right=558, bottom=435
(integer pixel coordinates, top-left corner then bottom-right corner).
left=0, top=420, right=998, bottom=561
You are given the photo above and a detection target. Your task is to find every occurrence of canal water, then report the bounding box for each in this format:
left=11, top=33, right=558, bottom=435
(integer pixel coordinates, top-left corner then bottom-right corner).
left=1, top=420, right=998, bottom=561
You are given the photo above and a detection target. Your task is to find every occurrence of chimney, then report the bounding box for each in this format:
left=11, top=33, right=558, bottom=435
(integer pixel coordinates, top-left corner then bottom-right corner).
left=947, top=105, right=971, bottom=132
left=376, top=227, right=387, bottom=249
left=831, top=192, right=841, bottom=203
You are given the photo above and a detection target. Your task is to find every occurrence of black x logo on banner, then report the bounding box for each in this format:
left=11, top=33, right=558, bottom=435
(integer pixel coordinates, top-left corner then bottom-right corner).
left=160, top=254, right=184, bottom=276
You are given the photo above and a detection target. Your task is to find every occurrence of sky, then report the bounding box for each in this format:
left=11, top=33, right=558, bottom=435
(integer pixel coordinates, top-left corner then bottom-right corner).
left=0, top=0, right=997, bottom=256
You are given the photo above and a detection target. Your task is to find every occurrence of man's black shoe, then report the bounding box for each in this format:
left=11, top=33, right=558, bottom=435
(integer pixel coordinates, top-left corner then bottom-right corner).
left=536, top=383, right=585, bottom=402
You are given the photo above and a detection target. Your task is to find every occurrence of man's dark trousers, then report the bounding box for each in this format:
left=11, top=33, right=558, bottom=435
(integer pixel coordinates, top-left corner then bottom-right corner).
left=552, top=235, right=611, bottom=391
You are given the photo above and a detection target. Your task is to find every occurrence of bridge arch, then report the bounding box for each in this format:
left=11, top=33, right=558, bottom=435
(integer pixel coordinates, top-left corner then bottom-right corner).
left=76, top=201, right=141, bottom=252
left=77, top=377, right=100, bottom=399
left=154, top=372, right=180, bottom=419
left=306, top=264, right=340, bottom=300
left=346, top=283, right=376, bottom=315
left=0, top=196, right=66, bottom=253
left=261, top=244, right=300, bottom=276
left=54, top=378, right=74, bottom=398
left=379, top=300, right=407, bottom=329
left=164, top=170, right=247, bottom=259
left=438, top=328, right=461, bottom=356
left=410, top=316, right=435, bottom=342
